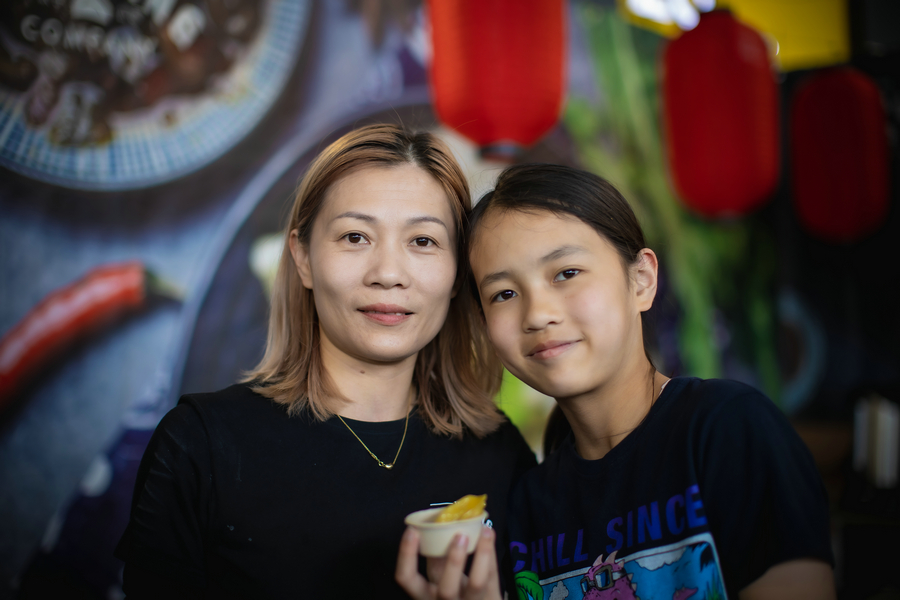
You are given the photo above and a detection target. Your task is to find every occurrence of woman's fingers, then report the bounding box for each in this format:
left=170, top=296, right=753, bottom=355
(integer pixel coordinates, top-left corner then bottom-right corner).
left=397, top=527, right=502, bottom=600
left=396, top=527, right=432, bottom=599
left=436, top=533, right=470, bottom=599
left=465, top=527, right=500, bottom=597
left=426, top=555, right=447, bottom=583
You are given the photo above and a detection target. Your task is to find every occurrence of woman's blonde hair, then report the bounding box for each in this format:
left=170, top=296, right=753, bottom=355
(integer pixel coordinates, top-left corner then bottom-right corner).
left=243, top=124, right=504, bottom=438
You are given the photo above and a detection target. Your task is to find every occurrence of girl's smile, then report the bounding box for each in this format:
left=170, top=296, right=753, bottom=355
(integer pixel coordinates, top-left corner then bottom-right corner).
left=527, top=339, right=581, bottom=360
left=470, top=209, right=656, bottom=402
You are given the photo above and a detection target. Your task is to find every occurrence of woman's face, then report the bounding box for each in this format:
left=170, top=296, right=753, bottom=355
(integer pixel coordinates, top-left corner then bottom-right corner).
left=291, top=164, right=458, bottom=368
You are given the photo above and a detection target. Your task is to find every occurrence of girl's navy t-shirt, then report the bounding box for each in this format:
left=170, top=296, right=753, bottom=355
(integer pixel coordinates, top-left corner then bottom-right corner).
left=506, top=377, right=833, bottom=600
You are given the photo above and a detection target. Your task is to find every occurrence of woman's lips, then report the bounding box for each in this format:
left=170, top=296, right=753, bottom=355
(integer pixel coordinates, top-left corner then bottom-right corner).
left=358, top=304, right=413, bottom=326
left=527, top=340, right=578, bottom=360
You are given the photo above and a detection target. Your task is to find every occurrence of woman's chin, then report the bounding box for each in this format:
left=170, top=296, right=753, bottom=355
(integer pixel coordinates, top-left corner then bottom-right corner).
left=345, top=344, right=425, bottom=367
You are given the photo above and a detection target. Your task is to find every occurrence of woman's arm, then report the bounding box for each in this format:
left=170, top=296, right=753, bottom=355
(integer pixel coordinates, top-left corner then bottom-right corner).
left=740, top=559, right=836, bottom=600
left=116, top=402, right=212, bottom=598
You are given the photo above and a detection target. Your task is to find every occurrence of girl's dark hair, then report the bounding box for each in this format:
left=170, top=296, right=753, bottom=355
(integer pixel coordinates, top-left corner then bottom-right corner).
left=466, top=163, right=655, bottom=457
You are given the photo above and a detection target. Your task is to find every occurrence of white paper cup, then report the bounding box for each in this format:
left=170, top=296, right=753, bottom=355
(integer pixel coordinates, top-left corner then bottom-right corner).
left=404, top=507, right=489, bottom=557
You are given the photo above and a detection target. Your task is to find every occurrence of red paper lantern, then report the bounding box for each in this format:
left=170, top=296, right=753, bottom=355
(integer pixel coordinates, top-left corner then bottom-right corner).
left=790, top=67, right=889, bottom=243
left=661, top=10, right=780, bottom=217
left=427, top=0, right=566, bottom=159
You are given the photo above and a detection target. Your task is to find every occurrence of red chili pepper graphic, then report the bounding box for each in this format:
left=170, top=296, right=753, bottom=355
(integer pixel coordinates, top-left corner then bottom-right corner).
left=0, top=261, right=179, bottom=410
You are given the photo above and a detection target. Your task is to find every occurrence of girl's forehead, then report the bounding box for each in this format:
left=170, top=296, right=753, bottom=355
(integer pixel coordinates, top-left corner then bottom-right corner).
left=468, top=207, right=623, bottom=271
left=471, top=207, right=583, bottom=247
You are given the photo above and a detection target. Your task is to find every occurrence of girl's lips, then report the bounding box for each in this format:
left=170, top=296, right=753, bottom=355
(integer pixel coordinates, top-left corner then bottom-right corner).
left=358, top=304, right=413, bottom=326
left=527, top=340, right=578, bottom=360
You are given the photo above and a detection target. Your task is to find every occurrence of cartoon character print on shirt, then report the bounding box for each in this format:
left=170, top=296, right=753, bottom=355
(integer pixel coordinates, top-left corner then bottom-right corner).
left=513, top=534, right=726, bottom=600
left=579, top=552, right=638, bottom=599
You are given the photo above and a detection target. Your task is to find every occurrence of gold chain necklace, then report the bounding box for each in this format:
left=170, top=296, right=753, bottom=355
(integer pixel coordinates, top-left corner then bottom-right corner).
left=336, top=393, right=412, bottom=470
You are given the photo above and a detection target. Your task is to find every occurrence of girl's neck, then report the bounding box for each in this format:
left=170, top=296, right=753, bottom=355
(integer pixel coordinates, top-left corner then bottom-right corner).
left=560, top=366, right=669, bottom=461
left=318, top=337, right=417, bottom=422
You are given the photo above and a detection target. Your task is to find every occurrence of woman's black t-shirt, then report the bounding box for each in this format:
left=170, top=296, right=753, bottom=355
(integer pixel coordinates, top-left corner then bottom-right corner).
left=115, top=383, right=536, bottom=599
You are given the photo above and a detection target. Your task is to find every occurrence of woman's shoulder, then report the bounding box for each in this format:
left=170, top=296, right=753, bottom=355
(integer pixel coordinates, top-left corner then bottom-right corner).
left=178, top=380, right=263, bottom=404
left=162, top=382, right=286, bottom=434
left=487, top=413, right=530, bottom=440
left=452, top=412, right=537, bottom=473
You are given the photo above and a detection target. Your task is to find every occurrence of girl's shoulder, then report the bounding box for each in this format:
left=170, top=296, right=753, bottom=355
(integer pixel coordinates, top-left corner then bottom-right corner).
left=664, top=376, right=779, bottom=423
left=669, top=376, right=767, bottom=402
left=664, top=377, right=803, bottom=458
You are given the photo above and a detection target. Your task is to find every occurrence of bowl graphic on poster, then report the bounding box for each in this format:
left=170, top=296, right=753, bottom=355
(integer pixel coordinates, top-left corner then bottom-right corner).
left=0, top=0, right=310, bottom=190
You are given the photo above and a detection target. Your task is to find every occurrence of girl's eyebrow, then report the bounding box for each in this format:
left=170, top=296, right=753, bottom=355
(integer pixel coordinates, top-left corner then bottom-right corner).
left=478, top=245, right=587, bottom=292
left=542, top=244, right=587, bottom=263
left=333, top=212, right=449, bottom=232
left=479, top=269, right=513, bottom=292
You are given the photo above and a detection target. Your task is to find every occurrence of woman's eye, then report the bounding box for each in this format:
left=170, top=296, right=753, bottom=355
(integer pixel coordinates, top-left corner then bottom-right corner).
left=412, top=237, right=435, bottom=247
left=491, top=289, right=517, bottom=303
left=553, top=269, right=580, bottom=282
left=344, top=233, right=368, bottom=244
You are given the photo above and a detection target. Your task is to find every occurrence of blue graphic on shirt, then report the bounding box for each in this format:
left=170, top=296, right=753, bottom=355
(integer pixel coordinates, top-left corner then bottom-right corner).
left=514, top=533, right=726, bottom=600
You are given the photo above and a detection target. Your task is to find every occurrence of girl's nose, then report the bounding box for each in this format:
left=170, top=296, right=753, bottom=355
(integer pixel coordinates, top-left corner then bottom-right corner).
left=522, top=292, right=562, bottom=331
left=364, top=243, right=411, bottom=289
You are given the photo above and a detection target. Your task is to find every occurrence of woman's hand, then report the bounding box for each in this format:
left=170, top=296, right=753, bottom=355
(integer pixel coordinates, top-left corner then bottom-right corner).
left=395, top=526, right=503, bottom=600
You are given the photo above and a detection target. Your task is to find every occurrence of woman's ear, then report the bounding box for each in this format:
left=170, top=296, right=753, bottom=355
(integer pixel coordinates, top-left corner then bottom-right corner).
left=289, top=229, right=314, bottom=290
left=450, top=274, right=461, bottom=299
left=632, top=248, right=659, bottom=312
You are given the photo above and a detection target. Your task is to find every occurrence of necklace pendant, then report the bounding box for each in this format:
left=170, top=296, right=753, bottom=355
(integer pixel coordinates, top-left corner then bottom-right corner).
left=336, top=399, right=411, bottom=471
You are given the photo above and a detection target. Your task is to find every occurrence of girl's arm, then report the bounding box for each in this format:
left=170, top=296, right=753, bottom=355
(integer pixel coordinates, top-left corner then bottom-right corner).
left=740, top=559, right=836, bottom=600
left=694, top=382, right=835, bottom=596
left=395, top=526, right=502, bottom=600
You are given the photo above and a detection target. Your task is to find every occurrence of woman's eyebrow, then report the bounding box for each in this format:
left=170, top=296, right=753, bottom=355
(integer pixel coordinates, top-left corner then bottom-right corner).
left=407, top=215, right=450, bottom=233
left=332, top=212, right=448, bottom=232
left=333, top=211, right=375, bottom=223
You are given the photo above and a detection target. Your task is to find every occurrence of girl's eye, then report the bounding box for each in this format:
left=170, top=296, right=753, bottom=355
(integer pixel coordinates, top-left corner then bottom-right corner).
left=491, top=289, right=517, bottom=303
left=553, top=269, right=580, bottom=282
left=412, top=237, right=435, bottom=247
left=344, top=233, right=368, bottom=244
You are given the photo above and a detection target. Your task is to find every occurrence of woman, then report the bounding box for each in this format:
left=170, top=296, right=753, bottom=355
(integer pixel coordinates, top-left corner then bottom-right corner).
left=115, top=124, right=536, bottom=598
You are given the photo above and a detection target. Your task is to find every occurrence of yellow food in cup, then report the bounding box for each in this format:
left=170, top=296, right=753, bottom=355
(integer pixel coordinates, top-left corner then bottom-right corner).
left=434, top=494, right=487, bottom=523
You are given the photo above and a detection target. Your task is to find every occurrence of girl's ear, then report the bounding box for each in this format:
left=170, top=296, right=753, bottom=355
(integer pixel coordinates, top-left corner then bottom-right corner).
left=289, top=229, right=314, bottom=290
left=632, top=248, right=659, bottom=312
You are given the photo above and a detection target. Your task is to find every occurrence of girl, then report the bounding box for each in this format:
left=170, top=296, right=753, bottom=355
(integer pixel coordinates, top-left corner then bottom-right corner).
left=397, top=163, right=834, bottom=600
left=115, top=125, right=535, bottom=598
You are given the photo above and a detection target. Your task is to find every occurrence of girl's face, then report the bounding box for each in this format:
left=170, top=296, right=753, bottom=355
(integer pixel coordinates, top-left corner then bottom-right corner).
left=291, top=164, right=458, bottom=368
left=469, top=209, right=656, bottom=400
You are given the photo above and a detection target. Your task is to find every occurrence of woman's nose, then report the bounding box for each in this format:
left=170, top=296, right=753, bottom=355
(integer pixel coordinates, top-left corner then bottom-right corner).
left=522, top=291, right=562, bottom=331
left=364, top=243, right=411, bottom=288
